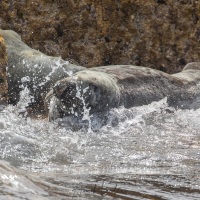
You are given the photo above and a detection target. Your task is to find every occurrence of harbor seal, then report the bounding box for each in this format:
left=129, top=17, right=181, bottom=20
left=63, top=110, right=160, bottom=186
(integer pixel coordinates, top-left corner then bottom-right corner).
left=0, top=29, right=84, bottom=113
left=47, top=63, right=200, bottom=127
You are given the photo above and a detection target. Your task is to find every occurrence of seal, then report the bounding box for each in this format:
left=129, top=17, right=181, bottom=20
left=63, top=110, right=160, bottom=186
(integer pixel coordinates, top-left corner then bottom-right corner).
left=47, top=64, right=200, bottom=126
left=0, top=29, right=84, bottom=113
left=1, top=29, right=200, bottom=128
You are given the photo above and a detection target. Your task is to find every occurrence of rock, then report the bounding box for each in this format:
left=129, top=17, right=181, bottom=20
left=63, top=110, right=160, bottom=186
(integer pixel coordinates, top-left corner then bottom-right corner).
left=1, top=0, right=200, bottom=73
left=0, top=160, right=49, bottom=199
left=0, top=34, right=7, bottom=105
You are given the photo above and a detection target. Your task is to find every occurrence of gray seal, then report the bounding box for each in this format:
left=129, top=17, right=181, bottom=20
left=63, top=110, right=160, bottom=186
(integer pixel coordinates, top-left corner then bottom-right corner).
left=2, top=29, right=200, bottom=128
left=0, top=29, right=84, bottom=113
left=47, top=64, right=200, bottom=125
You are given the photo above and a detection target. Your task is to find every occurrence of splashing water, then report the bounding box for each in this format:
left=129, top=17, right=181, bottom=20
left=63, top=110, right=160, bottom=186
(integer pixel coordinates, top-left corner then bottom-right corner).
left=16, top=77, right=34, bottom=115
left=37, top=58, right=72, bottom=87
left=1, top=60, right=200, bottom=200
left=0, top=96, right=199, bottom=199
left=75, top=82, right=92, bottom=133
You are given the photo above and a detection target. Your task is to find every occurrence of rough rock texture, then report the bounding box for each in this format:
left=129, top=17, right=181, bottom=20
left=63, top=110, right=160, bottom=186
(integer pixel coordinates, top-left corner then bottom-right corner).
left=1, top=0, right=200, bottom=73
left=0, top=34, right=7, bottom=104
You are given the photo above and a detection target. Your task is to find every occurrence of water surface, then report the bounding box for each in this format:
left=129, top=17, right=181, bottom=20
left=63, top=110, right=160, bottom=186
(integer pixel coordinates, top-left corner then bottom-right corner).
left=0, top=98, right=199, bottom=199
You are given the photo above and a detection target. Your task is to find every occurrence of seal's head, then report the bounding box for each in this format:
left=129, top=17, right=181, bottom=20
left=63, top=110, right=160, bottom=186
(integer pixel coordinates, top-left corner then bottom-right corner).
left=45, top=70, right=120, bottom=126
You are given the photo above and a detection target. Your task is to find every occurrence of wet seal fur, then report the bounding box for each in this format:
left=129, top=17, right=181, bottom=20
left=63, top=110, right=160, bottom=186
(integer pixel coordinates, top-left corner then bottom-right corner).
left=0, top=29, right=84, bottom=113
left=47, top=63, right=200, bottom=128
left=1, top=29, right=200, bottom=128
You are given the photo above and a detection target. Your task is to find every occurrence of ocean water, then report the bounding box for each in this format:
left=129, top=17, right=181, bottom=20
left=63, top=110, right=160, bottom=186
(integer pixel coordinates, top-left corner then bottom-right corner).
left=0, top=98, right=199, bottom=199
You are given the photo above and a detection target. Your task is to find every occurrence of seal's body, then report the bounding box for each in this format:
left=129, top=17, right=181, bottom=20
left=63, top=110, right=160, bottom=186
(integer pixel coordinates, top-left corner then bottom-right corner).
left=48, top=64, right=200, bottom=123
left=1, top=29, right=200, bottom=128
left=0, top=29, right=84, bottom=112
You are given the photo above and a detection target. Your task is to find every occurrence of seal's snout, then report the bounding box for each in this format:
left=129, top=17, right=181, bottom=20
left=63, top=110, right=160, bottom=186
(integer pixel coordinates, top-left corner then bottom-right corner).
left=53, top=78, right=76, bottom=99
left=52, top=75, right=99, bottom=120
left=47, top=70, right=120, bottom=122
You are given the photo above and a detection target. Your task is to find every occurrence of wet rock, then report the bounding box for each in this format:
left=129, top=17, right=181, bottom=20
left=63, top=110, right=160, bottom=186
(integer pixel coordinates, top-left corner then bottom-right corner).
left=0, top=160, right=49, bottom=199
left=1, top=1, right=200, bottom=73
left=0, top=34, right=7, bottom=105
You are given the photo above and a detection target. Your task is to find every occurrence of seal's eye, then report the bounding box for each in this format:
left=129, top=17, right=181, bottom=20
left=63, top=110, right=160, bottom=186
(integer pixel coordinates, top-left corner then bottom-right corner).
left=93, top=85, right=98, bottom=92
left=89, top=84, right=98, bottom=93
left=66, top=85, right=75, bottom=95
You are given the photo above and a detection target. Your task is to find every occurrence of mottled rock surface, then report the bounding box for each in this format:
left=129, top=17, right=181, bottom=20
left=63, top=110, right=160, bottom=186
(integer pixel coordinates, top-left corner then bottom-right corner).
left=0, top=34, right=7, bottom=104
left=1, top=0, right=200, bottom=73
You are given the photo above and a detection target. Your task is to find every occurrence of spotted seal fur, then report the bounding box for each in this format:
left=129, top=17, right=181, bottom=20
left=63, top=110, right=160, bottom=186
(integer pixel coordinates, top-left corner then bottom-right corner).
left=0, top=29, right=84, bottom=113
left=47, top=63, right=200, bottom=126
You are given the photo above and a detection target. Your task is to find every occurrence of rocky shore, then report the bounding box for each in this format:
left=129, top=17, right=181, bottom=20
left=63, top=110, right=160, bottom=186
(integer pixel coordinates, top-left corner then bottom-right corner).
left=1, top=0, right=200, bottom=73
left=0, top=34, right=7, bottom=105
